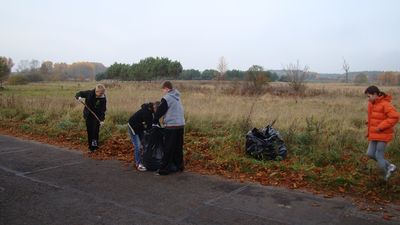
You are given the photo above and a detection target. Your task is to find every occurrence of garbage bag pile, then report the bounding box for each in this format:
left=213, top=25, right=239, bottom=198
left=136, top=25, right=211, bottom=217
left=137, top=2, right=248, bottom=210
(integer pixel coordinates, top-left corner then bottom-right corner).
left=142, top=127, right=164, bottom=171
left=245, top=122, right=287, bottom=160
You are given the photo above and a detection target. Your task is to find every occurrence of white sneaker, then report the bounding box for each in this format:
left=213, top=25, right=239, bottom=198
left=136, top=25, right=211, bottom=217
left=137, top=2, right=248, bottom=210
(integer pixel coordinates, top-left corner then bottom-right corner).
left=137, top=164, right=147, bottom=172
left=385, top=164, right=397, bottom=181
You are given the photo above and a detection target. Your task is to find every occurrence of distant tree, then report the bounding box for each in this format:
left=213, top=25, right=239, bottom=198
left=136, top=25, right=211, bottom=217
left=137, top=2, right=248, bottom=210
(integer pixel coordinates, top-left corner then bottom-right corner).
left=179, top=69, right=201, bottom=80
left=378, top=72, right=399, bottom=86
left=226, top=70, right=246, bottom=80
left=69, top=62, right=96, bottom=80
left=266, top=71, right=279, bottom=81
left=95, top=72, right=107, bottom=81
left=353, top=73, right=368, bottom=84
left=103, top=57, right=182, bottom=81
left=168, top=61, right=183, bottom=79
left=16, top=60, right=30, bottom=73
left=0, top=56, right=14, bottom=88
left=53, top=63, right=69, bottom=80
left=342, top=58, right=350, bottom=83
left=201, top=69, right=217, bottom=80
left=30, top=59, right=40, bottom=72
left=216, top=56, right=227, bottom=80
left=40, top=61, right=53, bottom=76
left=245, top=65, right=269, bottom=95
left=283, top=60, right=309, bottom=95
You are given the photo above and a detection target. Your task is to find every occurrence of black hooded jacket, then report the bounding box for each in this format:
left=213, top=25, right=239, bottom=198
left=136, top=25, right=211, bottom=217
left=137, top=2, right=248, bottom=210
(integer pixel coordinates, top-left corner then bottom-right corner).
left=128, top=103, right=154, bottom=134
left=75, top=89, right=107, bottom=121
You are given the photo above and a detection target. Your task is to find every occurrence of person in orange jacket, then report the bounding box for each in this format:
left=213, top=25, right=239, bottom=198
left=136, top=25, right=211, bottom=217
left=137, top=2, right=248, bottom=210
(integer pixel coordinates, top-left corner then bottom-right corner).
left=365, top=85, right=399, bottom=181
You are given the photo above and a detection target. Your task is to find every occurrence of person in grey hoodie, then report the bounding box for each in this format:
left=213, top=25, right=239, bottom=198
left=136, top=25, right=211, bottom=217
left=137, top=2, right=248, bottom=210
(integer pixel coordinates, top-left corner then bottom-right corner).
left=153, top=81, right=185, bottom=175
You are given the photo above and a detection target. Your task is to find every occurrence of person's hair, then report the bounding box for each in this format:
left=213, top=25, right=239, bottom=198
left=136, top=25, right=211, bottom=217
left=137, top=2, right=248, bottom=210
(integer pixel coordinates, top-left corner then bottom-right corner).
left=162, top=81, right=173, bottom=90
left=364, top=85, right=386, bottom=97
left=95, top=84, right=106, bottom=93
left=147, top=101, right=160, bottom=113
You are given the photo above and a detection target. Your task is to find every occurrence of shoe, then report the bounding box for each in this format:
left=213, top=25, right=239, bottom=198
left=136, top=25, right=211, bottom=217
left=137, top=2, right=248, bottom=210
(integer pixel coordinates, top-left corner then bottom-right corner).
left=137, top=164, right=147, bottom=172
left=385, top=164, right=397, bottom=181
left=155, top=169, right=169, bottom=176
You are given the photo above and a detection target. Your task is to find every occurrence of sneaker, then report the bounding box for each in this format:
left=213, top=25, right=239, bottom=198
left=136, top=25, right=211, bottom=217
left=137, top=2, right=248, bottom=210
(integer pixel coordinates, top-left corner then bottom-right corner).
left=385, top=164, right=397, bottom=181
left=137, top=164, right=147, bottom=172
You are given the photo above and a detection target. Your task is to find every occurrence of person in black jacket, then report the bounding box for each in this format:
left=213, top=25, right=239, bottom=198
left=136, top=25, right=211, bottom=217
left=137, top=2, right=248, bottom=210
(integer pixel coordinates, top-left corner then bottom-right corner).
left=128, top=102, right=159, bottom=171
left=75, top=84, right=107, bottom=152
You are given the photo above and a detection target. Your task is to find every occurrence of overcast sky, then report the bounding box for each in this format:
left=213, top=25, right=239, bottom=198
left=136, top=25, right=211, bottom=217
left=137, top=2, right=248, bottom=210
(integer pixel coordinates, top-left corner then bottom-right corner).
left=1, top=0, right=399, bottom=73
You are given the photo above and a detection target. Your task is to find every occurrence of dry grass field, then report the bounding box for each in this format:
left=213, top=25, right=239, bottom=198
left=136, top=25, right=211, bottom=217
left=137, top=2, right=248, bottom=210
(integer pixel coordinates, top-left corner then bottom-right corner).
left=1, top=81, right=400, bottom=206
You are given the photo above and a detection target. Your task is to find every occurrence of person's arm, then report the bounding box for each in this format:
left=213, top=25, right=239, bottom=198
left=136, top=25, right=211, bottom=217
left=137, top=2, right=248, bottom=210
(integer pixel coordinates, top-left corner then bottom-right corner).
left=377, top=103, right=399, bottom=131
left=98, top=98, right=107, bottom=121
left=75, top=90, right=91, bottom=99
left=153, top=98, right=168, bottom=124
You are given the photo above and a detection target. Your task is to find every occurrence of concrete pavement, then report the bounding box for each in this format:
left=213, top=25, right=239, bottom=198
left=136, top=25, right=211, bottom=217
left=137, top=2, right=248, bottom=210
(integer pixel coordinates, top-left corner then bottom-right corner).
left=0, top=134, right=398, bottom=225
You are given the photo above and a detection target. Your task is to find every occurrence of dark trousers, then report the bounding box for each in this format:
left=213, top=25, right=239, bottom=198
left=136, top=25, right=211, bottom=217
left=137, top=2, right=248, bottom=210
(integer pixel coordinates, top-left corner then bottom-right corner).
left=159, top=127, right=184, bottom=174
left=85, top=117, right=100, bottom=150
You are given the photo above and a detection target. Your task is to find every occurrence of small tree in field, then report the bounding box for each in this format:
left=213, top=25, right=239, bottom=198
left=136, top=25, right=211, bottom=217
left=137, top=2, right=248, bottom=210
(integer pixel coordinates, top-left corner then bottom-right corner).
left=0, top=57, right=14, bottom=88
left=216, top=56, right=227, bottom=80
left=245, top=65, right=269, bottom=95
left=283, top=60, right=308, bottom=95
left=342, top=58, right=350, bottom=83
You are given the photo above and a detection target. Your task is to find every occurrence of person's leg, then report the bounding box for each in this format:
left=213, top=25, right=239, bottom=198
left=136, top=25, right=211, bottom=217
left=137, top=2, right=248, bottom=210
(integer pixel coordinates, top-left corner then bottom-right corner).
left=128, top=127, right=142, bottom=166
left=173, top=128, right=184, bottom=171
left=92, top=119, right=100, bottom=149
left=374, top=141, right=389, bottom=174
left=86, top=118, right=97, bottom=151
left=159, top=129, right=176, bottom=175
left=85, top=119, right=92, bottom=149
left=366, top=141, right=377, bottom=161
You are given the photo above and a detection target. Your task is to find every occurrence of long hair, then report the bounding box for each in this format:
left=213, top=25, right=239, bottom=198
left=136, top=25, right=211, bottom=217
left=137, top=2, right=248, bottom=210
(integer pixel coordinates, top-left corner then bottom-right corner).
left=364, top=85, right=386, bottom=97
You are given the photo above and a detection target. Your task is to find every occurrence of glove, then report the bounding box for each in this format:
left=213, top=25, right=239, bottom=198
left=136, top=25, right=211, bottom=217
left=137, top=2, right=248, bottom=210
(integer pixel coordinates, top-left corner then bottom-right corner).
left=100, top=121, right=105, bottom=126
left=78, top=97, right=84, bottom=103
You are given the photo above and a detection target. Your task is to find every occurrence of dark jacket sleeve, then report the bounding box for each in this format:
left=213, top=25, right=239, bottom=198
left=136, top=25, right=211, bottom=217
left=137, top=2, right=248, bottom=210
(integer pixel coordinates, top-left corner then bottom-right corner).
left=153, top=98, right=168, bottom=124
left=75, top=90, right=91, bottom=99
left=98, top=97, right=107, bottom=121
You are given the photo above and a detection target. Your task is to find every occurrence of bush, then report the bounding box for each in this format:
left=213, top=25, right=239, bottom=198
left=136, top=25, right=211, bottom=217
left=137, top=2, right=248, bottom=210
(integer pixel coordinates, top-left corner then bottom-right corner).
left=8, top=76, right=29, bottom=85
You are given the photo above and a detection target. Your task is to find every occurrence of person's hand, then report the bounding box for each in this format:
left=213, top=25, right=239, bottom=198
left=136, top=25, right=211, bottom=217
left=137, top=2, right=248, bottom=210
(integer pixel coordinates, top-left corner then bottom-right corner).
left=365, top=130, right=369, bottom=138
left=100, top=121, right=105, bottom=126
left=77, top=97, right=84, bottom=103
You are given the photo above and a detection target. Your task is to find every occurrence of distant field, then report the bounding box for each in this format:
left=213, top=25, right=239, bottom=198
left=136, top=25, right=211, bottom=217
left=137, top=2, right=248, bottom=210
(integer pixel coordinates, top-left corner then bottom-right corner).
left=1, top=81, right=400, bottom=204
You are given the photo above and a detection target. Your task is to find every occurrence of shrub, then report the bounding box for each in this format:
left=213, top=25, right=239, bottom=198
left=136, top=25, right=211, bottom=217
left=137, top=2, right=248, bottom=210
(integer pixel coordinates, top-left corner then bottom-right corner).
left=8, top=75, right=29, bottom=85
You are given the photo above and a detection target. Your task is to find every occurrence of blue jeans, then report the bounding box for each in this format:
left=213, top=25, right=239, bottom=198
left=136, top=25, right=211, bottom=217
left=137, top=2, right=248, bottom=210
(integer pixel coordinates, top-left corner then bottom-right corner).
left=128, top=126, right=143, bottom=166
left=367, top=141, right=390, bottom=174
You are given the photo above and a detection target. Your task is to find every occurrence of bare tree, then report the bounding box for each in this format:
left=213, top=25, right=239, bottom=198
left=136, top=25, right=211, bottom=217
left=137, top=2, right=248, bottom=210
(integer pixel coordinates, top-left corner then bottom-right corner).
left=342, top=58, right=350, bottom=83
left=17, top=60, right=30, bottom=73
left=216, top=56, right=227, bottom=80
left=283, top=60, right=309, bottom=95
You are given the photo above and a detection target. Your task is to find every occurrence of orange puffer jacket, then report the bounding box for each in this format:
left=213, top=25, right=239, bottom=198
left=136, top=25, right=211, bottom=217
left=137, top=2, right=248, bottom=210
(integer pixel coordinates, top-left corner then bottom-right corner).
left=367, top=95, right=399, bottom=142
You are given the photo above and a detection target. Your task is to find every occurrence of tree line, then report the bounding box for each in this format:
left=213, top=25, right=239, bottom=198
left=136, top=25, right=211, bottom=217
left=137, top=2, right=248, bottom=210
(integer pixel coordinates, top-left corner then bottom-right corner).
left=12, top=60, right=107, bottom=83
left=2, top=55, right=400, bottom=86
left=96, top=57, right=182, bottom=81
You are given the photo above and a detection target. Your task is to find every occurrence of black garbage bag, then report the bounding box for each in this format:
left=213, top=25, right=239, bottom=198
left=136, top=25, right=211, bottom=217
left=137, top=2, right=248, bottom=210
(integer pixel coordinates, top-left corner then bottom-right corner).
left=245, top=122, right=287, bottom=160
left=142, top=127, right=164, bottom=171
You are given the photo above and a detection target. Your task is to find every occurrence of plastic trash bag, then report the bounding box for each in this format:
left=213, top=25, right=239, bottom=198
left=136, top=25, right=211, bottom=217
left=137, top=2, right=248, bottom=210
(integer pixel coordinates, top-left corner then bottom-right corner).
left=142, top=127, right=164, bottom=171
left=245, top=122, right=287, bottom=160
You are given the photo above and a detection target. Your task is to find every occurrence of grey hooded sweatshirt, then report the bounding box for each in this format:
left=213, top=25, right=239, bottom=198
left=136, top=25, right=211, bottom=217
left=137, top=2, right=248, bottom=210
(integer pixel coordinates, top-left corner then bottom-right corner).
left=154, top=89, right=185, bottom=127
